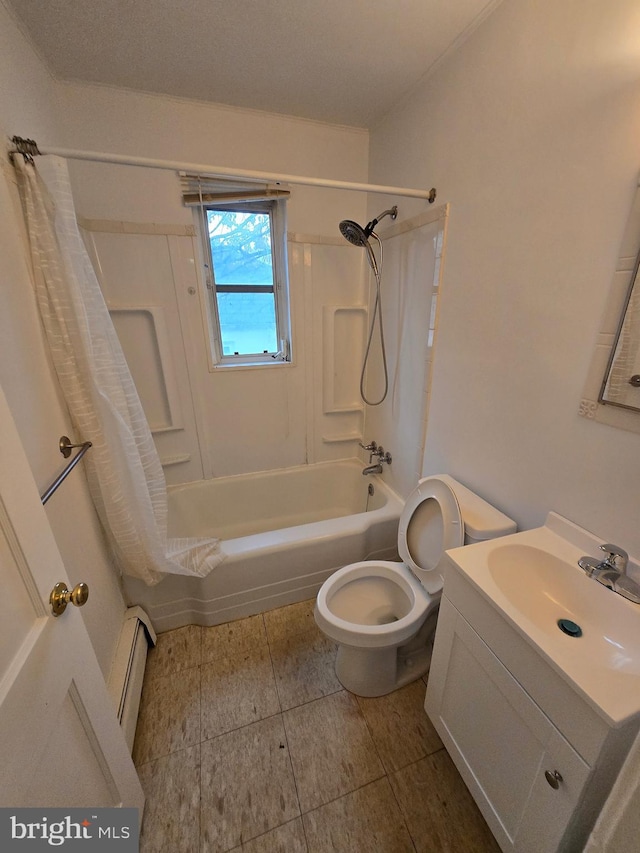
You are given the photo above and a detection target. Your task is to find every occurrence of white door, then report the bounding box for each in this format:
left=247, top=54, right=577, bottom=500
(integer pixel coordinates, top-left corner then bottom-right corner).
left=0, top=385, right=144, bottom=809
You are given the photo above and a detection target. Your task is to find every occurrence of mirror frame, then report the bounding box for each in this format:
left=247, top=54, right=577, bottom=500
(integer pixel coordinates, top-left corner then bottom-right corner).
left=598, top=244, right=640, bottom=412
left=579, top=182, right=640, bottom=435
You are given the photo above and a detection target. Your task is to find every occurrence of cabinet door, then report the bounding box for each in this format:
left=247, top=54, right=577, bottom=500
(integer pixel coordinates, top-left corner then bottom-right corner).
left=514, top=724, right=591, bottom=853
left=426, top=597, right=590, bottom=852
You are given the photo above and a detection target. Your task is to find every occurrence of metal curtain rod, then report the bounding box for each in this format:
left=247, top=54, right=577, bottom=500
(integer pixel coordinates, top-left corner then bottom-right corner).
left=34, top=145, right=437, bottom=202
left=41, top=436, right=92, bottom=505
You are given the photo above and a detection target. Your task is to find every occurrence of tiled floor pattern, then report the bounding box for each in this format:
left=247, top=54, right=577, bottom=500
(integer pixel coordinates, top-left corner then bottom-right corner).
left=133, top=600, right=501, bottom=852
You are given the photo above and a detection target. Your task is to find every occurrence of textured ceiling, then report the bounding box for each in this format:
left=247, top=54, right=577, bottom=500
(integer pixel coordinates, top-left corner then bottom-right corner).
left=7, top=0, right=502, bottom=128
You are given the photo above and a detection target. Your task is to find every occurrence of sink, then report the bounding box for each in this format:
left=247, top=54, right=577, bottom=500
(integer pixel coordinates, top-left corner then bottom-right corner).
left=488, top=543, right=640, bottom=676
left=444, top=512, right=640, bottom=725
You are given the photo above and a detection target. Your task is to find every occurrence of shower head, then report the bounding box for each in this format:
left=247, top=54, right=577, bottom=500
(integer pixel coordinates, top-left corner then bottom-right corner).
left=338, top=206, right=398, bottom=247
left=339, top=219, right=369, bottom=247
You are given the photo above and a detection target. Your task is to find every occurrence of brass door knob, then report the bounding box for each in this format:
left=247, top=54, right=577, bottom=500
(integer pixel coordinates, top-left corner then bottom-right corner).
left=50, top=581, right=89, bottom=617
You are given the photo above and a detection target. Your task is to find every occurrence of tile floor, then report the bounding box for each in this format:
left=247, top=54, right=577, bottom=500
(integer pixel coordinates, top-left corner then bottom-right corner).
left=133, top=599, right=501, bottom=852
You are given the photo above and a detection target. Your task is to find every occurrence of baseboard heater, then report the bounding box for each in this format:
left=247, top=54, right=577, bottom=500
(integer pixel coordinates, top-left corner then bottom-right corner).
left=107, top=606, right=156, bottom=753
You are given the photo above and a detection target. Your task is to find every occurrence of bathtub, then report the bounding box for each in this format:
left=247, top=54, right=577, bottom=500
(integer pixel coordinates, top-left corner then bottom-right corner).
left=123, top=459, right=403, bottom=632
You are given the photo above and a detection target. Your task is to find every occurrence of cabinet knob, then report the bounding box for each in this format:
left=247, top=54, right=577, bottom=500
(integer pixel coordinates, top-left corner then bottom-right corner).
left=544, top=769, right=563, bottom=789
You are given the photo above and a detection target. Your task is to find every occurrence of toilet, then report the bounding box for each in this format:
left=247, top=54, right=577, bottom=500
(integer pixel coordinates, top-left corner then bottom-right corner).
left=314, top=474, right=516, bottom=697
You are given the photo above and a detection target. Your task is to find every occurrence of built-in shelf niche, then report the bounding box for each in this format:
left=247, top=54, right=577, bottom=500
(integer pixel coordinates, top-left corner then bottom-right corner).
left=109, top=306, right=184, bottom=434
left=321, top=305, right=366, bottom=446
left=322, top=305, right=366, bottom=413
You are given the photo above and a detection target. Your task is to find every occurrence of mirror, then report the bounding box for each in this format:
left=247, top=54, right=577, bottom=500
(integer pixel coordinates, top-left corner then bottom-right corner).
left=580, top=183, right=640, bottom=434
left=599, top=247, right=640, bottom=412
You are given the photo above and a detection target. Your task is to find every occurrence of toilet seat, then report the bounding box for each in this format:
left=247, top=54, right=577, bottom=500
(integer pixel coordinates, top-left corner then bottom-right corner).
left=397, top=476, right=464, bottom=594
left=315, top=561, right=432, bottom=648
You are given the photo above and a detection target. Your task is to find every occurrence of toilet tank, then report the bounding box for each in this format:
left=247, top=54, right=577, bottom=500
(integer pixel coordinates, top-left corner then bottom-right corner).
left=436, top=474, right=517, bottom=544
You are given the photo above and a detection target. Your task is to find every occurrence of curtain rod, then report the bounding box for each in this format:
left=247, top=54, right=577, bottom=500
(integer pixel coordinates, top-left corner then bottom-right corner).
left=36, top=145, right=437, bottom=202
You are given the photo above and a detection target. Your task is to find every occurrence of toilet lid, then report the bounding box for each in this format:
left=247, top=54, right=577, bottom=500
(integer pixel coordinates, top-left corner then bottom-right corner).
left=397, top=476, right=464, bottom=595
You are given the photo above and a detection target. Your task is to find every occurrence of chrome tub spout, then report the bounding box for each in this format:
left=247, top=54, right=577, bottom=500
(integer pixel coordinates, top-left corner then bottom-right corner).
left=362, top=463, right=383, bottom=476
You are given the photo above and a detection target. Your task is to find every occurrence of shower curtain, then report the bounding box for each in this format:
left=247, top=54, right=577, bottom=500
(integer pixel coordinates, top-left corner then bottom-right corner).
left=15, top=155, right=224, bottom=585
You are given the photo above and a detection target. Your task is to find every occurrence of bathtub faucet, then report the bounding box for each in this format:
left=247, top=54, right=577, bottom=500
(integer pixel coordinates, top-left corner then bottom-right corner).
left=359, top=440, right=378, bottom=454
left=362, top=462, right=384, bottom=475
left=360, top=441, right=392, bottom=475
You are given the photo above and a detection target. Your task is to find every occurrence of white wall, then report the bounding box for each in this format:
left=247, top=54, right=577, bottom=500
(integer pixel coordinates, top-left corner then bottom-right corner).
left=369, top=0, right=640, bottom=555
left=0, top=0, right=56, bottom=139
left=0, top=1, right=126, bottom=674
left=53, top=81, right=369, bottom=237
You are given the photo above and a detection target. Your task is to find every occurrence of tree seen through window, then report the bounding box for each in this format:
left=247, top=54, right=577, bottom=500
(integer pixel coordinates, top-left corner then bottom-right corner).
left=207, top=209, right=278, bottom=355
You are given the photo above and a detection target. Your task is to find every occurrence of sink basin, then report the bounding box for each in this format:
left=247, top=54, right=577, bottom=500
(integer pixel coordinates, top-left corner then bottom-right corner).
left=444, top=512, right=640, bottom=725
left=488, top=543, right=640, bottom=676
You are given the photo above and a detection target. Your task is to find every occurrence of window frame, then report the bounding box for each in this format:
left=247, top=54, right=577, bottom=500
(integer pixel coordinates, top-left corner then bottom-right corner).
left=199, top=198, right=291, bottom=367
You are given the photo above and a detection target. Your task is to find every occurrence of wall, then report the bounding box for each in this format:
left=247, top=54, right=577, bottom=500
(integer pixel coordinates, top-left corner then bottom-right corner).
left=53, top=82, right=370, bottom=237
left=0, top=0, right=56, bottom=139
left=52, top=82, right=372, bottom=482
left=0, top=0, right=126, bottom=675
left=369, top=0, right=640, bottom=556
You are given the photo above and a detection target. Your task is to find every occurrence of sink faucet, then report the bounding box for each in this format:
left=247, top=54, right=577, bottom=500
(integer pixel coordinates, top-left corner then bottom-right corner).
left=578, top=544, right=640, bottom=604
left=578, top=543, right=628, bottom=577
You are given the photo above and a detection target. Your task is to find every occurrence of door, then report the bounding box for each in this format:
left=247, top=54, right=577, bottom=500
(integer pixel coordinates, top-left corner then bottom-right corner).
left=0, top=385, right=144, bottom=809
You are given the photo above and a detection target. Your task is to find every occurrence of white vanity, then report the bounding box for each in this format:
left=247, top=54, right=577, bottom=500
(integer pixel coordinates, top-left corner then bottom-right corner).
left=425, top=513, right=640, bottom=853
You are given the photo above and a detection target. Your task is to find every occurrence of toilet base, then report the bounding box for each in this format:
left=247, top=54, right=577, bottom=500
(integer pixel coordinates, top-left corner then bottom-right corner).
left=334, top=610, right=438, bottom=697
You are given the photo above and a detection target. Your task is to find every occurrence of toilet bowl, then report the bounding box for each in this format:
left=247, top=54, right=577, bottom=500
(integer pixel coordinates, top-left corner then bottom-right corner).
left=314, top=474, right=516, bottom=696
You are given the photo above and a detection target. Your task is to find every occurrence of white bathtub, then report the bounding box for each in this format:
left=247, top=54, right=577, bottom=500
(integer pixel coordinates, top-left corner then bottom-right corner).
left=123, top=459, right=403, bottom=632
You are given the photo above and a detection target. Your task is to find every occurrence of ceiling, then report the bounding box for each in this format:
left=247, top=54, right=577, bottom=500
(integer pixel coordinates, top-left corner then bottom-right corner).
left=8, top=0, right=502, bottom=128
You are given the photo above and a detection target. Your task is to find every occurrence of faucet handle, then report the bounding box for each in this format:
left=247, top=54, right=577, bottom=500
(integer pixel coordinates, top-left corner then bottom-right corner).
left=600, top=543, right=629, bottom=572
left=359, top=440, right=377, bottom=452
left=578, top=556, right=602, bottom=577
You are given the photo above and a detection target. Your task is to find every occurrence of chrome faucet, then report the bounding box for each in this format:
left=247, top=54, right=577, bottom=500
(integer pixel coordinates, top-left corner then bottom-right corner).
left=359, top=441, right=378, bottom=453
left=359, top=440, right=392, bottom=475
left=362, top=462, right=384, bottom=475
left=578, top=543, right=640, bottom=604
left=578, top=543, right=628, bottom=577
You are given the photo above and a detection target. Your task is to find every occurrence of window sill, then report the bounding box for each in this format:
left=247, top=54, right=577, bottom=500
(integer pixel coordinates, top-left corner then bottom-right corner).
left=210, top=360, right=293, bottom=372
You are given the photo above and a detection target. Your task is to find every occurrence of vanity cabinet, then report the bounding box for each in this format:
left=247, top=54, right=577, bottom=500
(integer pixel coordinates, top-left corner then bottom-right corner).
left=425, top=560, right=640, bottom=853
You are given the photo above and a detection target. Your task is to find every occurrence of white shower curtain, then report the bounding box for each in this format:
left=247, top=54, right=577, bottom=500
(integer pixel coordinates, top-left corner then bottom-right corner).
left=15, top=155, right=224, bottom=585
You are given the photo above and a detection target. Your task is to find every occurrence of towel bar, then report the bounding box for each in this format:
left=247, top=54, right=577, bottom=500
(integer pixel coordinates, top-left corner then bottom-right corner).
left=41, top=436, right=92, bottom=505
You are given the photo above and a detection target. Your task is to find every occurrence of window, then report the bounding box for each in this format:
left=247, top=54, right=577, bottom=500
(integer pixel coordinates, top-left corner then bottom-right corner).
left=200, top=199, right=291, bottom=366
